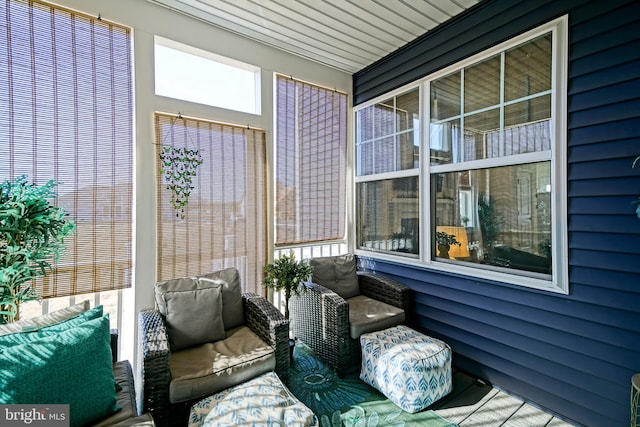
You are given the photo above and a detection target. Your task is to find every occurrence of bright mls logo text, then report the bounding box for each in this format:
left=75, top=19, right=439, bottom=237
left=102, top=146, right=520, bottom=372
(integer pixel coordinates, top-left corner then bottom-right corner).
left=1, top=405, right=69, bottom=426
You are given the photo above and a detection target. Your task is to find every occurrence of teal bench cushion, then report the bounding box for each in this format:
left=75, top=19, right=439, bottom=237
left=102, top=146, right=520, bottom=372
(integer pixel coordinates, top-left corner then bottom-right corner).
left=0, top=313, right=119, bottom=427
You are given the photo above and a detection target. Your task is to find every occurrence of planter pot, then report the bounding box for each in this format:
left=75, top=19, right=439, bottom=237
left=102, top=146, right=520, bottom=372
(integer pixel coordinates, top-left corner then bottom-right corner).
left=437, top=244, right=450, bottom=259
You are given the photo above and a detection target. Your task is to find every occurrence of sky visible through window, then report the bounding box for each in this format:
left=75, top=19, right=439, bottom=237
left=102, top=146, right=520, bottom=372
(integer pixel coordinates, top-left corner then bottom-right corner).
left=154, top=40, right=260, bottom=115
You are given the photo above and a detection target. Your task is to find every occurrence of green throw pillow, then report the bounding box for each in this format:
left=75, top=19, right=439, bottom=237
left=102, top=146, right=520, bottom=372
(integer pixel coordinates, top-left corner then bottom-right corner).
left=0, top=315, right=119, bottom=427
left=0, top=306, right=104, bottom=347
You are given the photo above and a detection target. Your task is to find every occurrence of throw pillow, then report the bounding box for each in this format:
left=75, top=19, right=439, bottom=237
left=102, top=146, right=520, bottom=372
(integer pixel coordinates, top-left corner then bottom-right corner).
left=199, top=267, right=244, bottom=330
left=154, top=276, right=199, bottom=316
left=0, top=315, right=119, bottom=427
left=162, top=286, right=226, bottom=351
left=0, top=300, right=91, bottom=336
left=310, top=254, right=360, bottom=299
left=0, top=306, right=104, bottom=347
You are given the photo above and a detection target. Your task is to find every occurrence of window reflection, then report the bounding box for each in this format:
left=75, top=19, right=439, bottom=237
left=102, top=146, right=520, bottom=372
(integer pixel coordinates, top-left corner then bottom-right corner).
left=432, top=162, right=552, bottom=276
left=357, top=177, right=419, bottom=255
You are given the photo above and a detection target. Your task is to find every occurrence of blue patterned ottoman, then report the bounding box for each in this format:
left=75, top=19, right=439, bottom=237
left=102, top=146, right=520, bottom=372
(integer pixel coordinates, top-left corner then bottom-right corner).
left=360, top=325, right=452, bottom=413
left=188, top=372, right=318, bottom=427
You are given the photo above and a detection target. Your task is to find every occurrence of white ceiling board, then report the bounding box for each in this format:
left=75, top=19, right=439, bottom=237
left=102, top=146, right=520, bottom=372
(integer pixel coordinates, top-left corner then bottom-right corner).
left=147, top=0, right=482, bottom=73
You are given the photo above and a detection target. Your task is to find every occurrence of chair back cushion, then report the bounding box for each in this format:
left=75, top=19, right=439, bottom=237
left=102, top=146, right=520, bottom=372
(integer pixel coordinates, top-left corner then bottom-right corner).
left=199, top=268, right=244, bottom=330
left=162, top=286, right=226, bottom=351
left=154, top=268, right=245, bottom=350
left=309, top=254, right=360, bottom=299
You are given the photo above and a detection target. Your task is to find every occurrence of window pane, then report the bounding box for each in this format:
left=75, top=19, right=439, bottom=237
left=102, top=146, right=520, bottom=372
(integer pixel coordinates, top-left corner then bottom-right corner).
left=430, top=119, right=461, bottom=165
left=154, top=37, right=260, bottom=114
left=356, top=107, right=374, bottom=143
left=356, top=88, right=419, bottom=176
left=505, top=33, right=552, bottom=102
left=396, top=90, right=419, bottom=132
left=357, top=177, right=419, bottom=255
left=464, top=108, right=500, bottom=160
left=432, top=162, right=552, bottom=276
left=431, top=72, right=460, bottom=120
left=504, top=94, right=551, bottom=127
left=464, top=55, right=500, bottom=113
left=374, top=98, right=395, bottom=138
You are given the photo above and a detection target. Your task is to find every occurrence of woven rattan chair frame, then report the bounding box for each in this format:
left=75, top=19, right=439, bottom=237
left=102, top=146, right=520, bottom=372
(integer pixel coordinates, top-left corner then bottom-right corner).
left=138, top=292, right=289, bottom=427
left=290, top=270, right=410, bottom=377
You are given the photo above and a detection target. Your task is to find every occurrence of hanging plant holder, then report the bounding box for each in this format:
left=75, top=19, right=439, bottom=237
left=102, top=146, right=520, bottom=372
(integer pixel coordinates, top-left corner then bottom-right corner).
left=159, top=145, right=203, bottom=219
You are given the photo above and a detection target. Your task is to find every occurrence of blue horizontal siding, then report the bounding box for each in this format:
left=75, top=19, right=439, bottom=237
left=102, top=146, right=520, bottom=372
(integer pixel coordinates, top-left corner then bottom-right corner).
left=568, top=117, right=640, bottom=146
left=570, top=214, right=639, bottom=234
left=353, top=0, right=640, bottom=425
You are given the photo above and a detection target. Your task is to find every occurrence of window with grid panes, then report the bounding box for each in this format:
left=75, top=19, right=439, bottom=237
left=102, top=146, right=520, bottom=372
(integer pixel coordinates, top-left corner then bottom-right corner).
left=355, top=17, right=568, bottom=293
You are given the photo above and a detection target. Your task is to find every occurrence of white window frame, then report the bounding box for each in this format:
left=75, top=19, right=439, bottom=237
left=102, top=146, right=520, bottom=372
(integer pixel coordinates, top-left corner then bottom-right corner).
left=354, top=87, right=421, bottom=257
left=354, top=16, right=569, bottom=294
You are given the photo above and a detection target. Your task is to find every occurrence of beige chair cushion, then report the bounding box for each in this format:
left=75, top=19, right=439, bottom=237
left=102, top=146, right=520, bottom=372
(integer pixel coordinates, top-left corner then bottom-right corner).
left=163, top=286, right=226, bottom=351
left=0, top=300, right=90, bottom=336
left=199, top=268, right=244, bottom=330
left=169, top=325, right=276, bottom=403
left=154, top=277, right=199, bottom=315
left=310, top=254, right=360, bottom=299
left=347, top=295, right=405, bottom=339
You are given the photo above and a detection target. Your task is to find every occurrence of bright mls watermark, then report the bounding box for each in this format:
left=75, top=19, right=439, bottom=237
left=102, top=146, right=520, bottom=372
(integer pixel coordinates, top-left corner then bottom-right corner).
left=1, top=405, right=69, bottom=426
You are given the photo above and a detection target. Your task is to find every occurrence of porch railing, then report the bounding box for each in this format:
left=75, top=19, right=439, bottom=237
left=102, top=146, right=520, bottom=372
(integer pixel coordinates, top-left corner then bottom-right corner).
left=16, top=240, right=347, bottom=362
left=19, top=288, right=133, bottom=361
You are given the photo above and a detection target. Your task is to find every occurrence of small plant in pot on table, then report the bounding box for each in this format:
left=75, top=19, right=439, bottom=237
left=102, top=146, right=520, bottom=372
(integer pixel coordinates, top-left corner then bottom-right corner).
left=262, top=251, right=313, bottom=359
left=436, top=231, right=461, bottom=259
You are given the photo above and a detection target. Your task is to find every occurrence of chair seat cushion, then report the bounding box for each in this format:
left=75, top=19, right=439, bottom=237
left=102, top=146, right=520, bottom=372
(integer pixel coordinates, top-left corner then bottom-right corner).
left=347, top=295, right=405, bottom=339
left=169, top=326, right=275, bottom=403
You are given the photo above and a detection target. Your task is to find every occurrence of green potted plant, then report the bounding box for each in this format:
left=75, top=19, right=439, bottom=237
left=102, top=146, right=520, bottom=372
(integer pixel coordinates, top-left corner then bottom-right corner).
left=262, top=251, right=313, bottom=358
left=436, top=231, right=461, bottom=259
left=0, top=176, right=76, bottom=323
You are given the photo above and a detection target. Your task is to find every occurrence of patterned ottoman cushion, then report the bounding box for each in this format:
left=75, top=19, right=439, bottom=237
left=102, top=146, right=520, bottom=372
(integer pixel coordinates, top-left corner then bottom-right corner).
left=188, top=372, right=318, bottom=427
left=360, top=325, right=452, bottom=413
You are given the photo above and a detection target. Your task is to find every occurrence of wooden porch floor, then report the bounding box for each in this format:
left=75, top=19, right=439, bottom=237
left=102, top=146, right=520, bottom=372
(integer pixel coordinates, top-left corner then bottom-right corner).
left=431, top=371, right=577, bottom=427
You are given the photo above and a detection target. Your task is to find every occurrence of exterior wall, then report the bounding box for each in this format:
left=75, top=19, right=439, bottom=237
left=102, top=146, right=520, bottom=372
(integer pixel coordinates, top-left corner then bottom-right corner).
left=354, top=1, right=640, bottom=426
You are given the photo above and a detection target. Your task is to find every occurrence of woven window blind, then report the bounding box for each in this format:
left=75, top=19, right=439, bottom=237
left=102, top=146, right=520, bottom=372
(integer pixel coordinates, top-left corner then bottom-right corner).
left=155, top=114, right=267, bottom=293
left=0, top=0, right=134, bottom=298
left=275, top=75, right=347, bottom=246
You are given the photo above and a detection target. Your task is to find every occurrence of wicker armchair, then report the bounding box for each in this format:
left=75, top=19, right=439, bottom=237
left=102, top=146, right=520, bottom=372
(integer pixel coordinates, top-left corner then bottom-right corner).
left=138, top=270, right=289, bottom=427
left=290, top=255, right=410, bottom=377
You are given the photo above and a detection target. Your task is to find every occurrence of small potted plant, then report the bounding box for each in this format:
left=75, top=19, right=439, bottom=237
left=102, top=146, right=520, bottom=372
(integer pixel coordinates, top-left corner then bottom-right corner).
left=262, top=251, right=313, bottom=358
left=0, top=176, right=76, bottom=323
left=436, top=231, right=461, bottom=259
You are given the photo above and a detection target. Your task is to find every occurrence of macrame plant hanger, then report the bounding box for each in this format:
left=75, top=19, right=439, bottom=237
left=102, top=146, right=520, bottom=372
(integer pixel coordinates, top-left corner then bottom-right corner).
left=158, top=113, right=204, bottom=219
